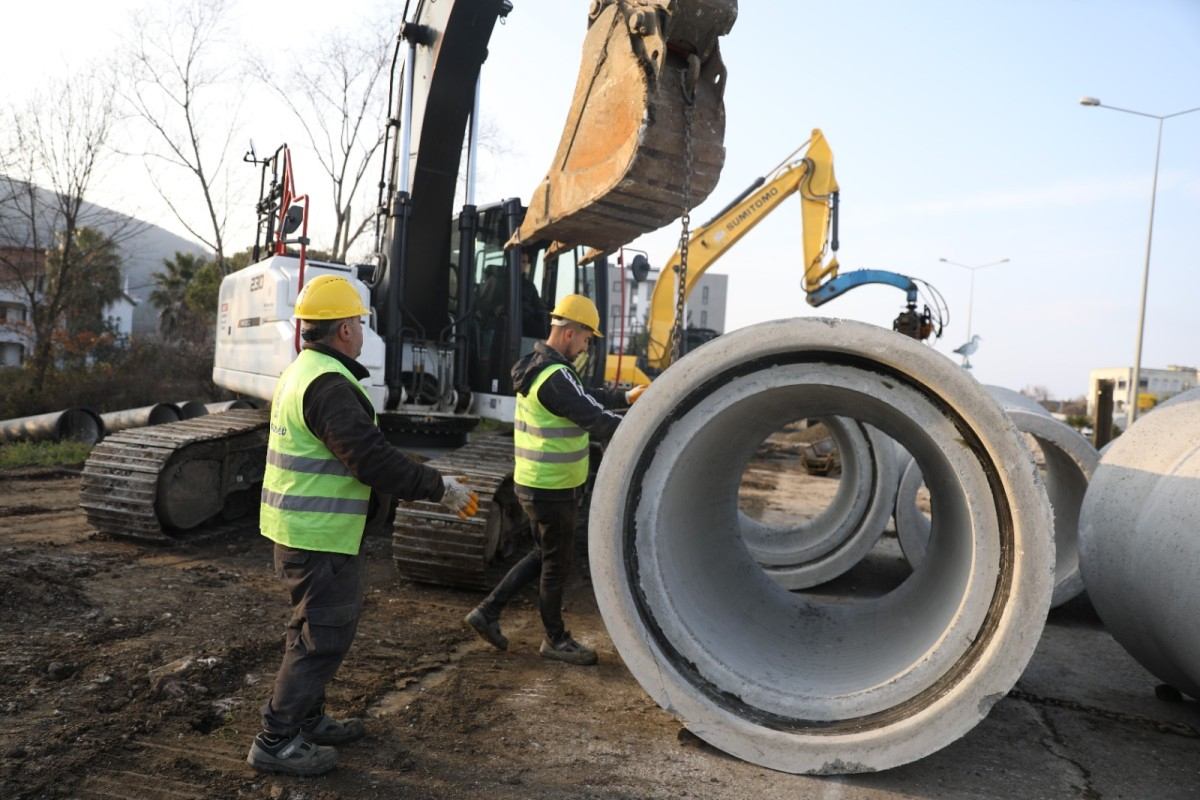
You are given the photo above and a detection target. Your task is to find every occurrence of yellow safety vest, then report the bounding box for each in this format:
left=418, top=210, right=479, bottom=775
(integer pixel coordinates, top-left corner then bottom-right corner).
left=513, top=364, right=589, bottom=490
left=260, top=349, right=374, bottom=554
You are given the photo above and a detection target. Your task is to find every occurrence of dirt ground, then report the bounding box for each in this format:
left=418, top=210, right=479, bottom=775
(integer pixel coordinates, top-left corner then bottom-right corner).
left=2, top=435, right=1199, bottom=800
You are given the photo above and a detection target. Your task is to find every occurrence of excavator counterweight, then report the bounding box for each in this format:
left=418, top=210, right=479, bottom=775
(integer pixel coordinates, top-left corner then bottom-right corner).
left=512, top=0, right=738, bottom=251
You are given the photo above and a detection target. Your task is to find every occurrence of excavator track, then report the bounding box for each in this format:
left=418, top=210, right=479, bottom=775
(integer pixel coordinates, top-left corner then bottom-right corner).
left=79, top=409, right=270, bottom=543
left=393, top=432, right=528, bottom=590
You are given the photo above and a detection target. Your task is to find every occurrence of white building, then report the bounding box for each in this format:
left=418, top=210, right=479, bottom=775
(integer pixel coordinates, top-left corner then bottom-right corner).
left=604, top=261, right=728, bottom=352
left=0, top=180, right=207, bottom=365
left=1087, top=364, right=1199, bottom=426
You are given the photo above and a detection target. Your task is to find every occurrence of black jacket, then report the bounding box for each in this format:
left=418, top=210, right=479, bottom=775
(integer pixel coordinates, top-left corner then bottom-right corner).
left=301, top=343, right=445, bottom=532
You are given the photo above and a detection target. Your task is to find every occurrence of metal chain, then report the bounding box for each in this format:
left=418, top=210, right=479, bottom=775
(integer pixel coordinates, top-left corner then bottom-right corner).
left=1008, top=688, right=1200, bottom=738
left=669, top=58, right=697, bottom=366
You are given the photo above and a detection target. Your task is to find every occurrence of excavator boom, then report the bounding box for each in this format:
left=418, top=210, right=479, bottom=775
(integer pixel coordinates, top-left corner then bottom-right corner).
left=643, top=129, right=838, bottom=369
left=513, top=0, right=738, bottom=252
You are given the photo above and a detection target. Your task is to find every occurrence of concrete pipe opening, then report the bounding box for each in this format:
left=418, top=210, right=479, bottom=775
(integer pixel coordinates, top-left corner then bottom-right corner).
left=738, top=416, right=899, bottom=590
left=894, top=386, right=1097, bottom=608
left=590, top=319, right=1054, bottom=774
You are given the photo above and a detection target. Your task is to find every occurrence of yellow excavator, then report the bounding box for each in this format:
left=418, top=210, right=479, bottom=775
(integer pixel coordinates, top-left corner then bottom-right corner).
left=606, top=128, right=945, bottom=379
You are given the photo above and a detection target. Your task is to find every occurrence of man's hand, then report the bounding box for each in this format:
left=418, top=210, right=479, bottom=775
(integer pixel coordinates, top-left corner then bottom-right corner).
left=440, top=476, right=479, bottom=519
left=626, top=384, right=649, bottom=405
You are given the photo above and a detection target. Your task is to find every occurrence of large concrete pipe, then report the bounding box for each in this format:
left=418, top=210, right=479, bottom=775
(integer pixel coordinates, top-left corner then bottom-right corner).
left=590, top=318, right=1055, bottom=774
left=1078, top=389, right=1200, bottom=699
left=894, top=386, right=1097, bottom=608
left=0, top=408, right=105, bottom=445
left=99, top=403, right=182, bottom=434
left=739, top=416, right=898, bottom=589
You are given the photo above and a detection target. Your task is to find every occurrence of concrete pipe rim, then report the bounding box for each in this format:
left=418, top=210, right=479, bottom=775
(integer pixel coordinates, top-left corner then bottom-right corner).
left=589, top=318, right=1054, bottom=774
left=896, top=404, right=1096, bottom=608
left=739, top=416, right=897, bottom=589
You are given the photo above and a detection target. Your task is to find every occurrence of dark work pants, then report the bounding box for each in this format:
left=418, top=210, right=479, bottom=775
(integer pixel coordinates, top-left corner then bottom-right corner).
left=479, top=491, right=578, bottom=644
left=261, top=544, right=365, bottom=737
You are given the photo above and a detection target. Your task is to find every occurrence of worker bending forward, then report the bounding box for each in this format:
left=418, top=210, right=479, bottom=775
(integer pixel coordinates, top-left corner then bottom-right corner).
left=465, top=294, right=645, bottom=666
left=248, top=275, right=478, bottom=776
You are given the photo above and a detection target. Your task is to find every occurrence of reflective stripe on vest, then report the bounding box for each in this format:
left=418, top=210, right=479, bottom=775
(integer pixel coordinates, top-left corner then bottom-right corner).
left=513, top=363, right=589, bottom=489
left=260, top=348, right=375, bottom=555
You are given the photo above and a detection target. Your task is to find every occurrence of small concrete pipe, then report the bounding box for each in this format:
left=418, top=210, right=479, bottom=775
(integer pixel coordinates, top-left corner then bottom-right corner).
left=1078, top=389, right=1200, bottom=699
left=740, top=416, right=898, bottom=589
left=0, top=408, right=105, bottom=445
left=205, top=399, right=257, bottom=413
left=100, top=403, right=182, bottom=434
left=590, top=318, right=1055, bottom=774
left=894, top=385, right=1097, bottom=608
left=176, top=400, right=210, bottom=419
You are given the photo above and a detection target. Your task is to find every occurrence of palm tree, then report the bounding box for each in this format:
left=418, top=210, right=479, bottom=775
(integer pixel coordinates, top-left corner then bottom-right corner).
left=150, top=251, right=208, bottom=341
left=50, top=227, right=124, bottom=338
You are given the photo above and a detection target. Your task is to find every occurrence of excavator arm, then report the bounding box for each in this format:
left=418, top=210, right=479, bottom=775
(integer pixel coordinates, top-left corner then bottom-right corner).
left=637, top=128, right=943, bottom=371
left=644, top=129, right=839, bottom=369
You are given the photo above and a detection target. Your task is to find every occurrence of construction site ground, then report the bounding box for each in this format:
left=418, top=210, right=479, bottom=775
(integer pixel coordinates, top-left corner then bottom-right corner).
left=2, top=434, right=1198, bottom=799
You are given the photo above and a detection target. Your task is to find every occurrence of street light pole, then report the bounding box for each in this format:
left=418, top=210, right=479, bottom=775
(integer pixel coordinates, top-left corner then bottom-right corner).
left=938, top=257, right=1009, bottom=365
left=1080, top=97, right=1200, bottom=424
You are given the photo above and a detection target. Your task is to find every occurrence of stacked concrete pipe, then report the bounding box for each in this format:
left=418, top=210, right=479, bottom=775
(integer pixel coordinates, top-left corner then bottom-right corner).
left=1079, top=389, right=1200, bottom=699
left=590, top=318, right=1055, bottom=773
left=893, top=385, right=1097, bottom=608
left=739, top=416, right=898, bottom=589
left=0, top=408, right=105, bottom=445
left=205, top=399, right=259, bottom=413
left=176, top=400, right=210, bottom=419
left=99, top=403, right=182, bottom=434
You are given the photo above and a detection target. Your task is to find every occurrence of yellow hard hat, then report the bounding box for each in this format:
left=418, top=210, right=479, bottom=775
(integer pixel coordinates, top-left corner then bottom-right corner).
left=294, top=274, right=369, bottom=320
left=551, top=293, right=603, bottom=338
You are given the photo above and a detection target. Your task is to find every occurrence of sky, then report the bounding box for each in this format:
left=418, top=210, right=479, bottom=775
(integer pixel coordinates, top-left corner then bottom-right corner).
left=3, top=0, right=1198, bottom=400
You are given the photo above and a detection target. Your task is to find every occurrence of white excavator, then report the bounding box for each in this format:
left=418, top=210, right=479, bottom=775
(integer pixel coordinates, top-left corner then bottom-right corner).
left=80, top=0, right=738, bottom=589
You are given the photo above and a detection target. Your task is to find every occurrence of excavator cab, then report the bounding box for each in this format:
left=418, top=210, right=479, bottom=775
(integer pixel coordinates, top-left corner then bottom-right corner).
left=454, top=199, right=609, bottom=423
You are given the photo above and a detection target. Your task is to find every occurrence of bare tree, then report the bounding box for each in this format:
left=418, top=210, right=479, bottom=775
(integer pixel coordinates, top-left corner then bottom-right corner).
left=0, top=70, right=137, bottom=392
left=121, top=0, right=242, bottom=274
left=251, top=15, right=396, bottom=262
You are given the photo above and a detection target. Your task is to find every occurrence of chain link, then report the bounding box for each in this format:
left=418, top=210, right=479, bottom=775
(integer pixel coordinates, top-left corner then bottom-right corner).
left=1008, top=688, right=1200, bottom=738
left=669, top=57, right=698, bottom=366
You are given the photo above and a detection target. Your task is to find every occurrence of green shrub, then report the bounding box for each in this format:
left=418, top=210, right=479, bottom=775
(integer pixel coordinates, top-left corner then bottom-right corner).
left=0, top=440, right=93, bottom=469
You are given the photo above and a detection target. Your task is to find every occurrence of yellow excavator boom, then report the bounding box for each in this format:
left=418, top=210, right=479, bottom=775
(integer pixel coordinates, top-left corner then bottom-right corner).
left=643, top=128, right=840, bottom=369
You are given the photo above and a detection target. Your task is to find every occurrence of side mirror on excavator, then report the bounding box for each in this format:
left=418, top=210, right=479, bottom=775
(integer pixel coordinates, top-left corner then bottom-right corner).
left=630, top=254, right=651, bottom=284
left=282, top=204, right=304, bottom=236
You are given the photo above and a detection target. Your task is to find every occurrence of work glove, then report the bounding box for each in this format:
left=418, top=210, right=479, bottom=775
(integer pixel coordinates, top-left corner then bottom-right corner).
left=440, top=475, right=479, bottom=519
left=626, top=384, right=649, bottom=405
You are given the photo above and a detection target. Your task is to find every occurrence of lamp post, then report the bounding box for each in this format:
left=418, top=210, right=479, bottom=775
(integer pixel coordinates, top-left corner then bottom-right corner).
left=1080, top=96, right=1200, bottom=424
left=938, top=257, right=1009, bottom=365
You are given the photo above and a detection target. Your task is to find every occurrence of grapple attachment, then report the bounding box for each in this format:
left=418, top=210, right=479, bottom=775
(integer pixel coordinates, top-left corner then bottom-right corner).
left=512, top=0, right=738, bottom=251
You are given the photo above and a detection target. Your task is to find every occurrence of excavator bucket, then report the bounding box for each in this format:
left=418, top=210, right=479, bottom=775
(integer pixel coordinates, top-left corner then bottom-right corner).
left=511, top=0, right=738, bottom=252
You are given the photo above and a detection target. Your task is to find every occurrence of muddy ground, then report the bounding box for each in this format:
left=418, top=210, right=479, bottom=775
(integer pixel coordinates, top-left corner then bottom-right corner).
left=1, top=435, right=1198, bottom=799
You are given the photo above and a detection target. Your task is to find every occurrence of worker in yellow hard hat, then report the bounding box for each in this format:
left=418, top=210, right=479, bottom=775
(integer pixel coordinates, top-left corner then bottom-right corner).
left=464, top=293, right=647, bottom=666
left=250, top=273, right=479, bottom=777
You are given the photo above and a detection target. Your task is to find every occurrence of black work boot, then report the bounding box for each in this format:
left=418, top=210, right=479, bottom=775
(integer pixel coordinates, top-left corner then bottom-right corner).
left=539, top=634, right=597, bottom=666
left=300, top=708, right=365, bottom=746
left=465, top=606, right=509, bottom=650
left=246, top=732, right=338, bottom=776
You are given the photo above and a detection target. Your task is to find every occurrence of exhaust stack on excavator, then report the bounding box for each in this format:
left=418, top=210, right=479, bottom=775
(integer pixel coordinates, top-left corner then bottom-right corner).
left=512, top=0, right=738, bottom=251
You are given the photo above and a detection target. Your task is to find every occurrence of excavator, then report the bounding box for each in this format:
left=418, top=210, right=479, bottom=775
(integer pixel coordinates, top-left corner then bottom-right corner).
left=79, top=0, right=738, bottom=589
left=605, top=129, right=946, bottom=380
